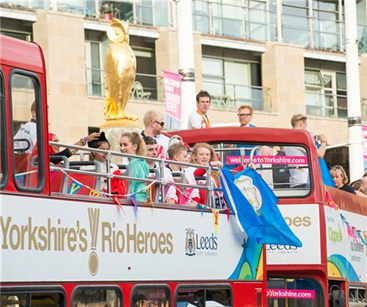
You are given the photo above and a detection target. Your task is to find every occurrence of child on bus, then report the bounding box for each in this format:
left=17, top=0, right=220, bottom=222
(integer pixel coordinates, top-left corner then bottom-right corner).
left=166, top=143, right=200, bottom=206
left=190, top=143, right=225, bottom=208
left=120, top=132, right=150, bottom=202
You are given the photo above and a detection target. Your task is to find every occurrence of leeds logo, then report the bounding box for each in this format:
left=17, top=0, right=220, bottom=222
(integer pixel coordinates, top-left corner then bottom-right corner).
left=185, top=228, right=196, bottom=256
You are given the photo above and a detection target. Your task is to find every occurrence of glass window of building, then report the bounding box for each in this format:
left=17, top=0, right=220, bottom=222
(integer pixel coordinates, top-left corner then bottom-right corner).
left=202, top=48, right=262, bottom=111
left=282, top=0, right=311, bottom=47
left=357, top=0, right=367, bottom=53
left=101, top=0, right=134, bottom=21
left=193, top=0, right=210, bottom=34
left=212, top=0, right=244, bottom=38
left=313, top=0, right=341, bottom=50
left=57, top=0, right=95, bottom=17
left=85, top=31, right=107, bottom=97
left=0, top=18, right=33, bottom=41
left=248, top=0, right=276, bottom=41
left=305, top=67, right=347, bottom=119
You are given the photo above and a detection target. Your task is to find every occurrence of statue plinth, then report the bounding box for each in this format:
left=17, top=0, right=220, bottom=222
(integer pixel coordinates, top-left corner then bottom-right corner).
left=100, top=120, right=142, bottom=165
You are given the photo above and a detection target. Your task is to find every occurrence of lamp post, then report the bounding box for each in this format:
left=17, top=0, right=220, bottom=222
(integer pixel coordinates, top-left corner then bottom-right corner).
left=176, top=0, right=196, bottom=129
left=345, top=0, right=364, bottom=181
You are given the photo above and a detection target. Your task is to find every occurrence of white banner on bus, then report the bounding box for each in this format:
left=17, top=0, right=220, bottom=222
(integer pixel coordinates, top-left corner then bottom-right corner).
left=266, top=204, right=321, bottom=265
left=325, top=206, right=367, bottom=283
left=0, top=195, right=263, bottom=282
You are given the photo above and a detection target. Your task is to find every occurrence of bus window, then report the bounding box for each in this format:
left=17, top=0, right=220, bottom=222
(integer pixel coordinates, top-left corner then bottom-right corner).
left=72, top=287, right=122, bottom=307
left=0, top=69, right=7, bottom=189
left=10, top=72, right=44, bottom=192
left=268, top=277, right=324, bottom=307
left=349, top=286, right=366, bottom=306
left=211, top=142, right=311, bottom=198
left=176, top=287, right=231, bottom=307
left=1, top=291, right=65, bottom=307
left=131, top=286, right=171, bottom=307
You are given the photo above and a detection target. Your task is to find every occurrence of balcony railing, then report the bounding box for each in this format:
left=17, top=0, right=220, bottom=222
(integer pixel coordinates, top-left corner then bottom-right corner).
left=305, top=91, right=347, bottom=119
left=86, top=68, right=162, bottom=102
left=3, top=0, right=367, bottom=54
left=202, top=80, right=272, bottom=112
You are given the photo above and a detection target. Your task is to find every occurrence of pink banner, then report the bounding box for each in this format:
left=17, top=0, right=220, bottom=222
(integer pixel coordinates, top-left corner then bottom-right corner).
left=226, top=155, right=308, bottom=165
left=267, top=289, right=315, bottom=300
left=362, top=125, right=367, bottom=160
left=163, top=71, right=181, bottom=130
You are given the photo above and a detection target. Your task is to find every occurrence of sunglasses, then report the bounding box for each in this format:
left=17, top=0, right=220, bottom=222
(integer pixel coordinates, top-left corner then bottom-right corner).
left=154, top=121, right=165, bottom=127
left=237, top=113, right=252, bottom=118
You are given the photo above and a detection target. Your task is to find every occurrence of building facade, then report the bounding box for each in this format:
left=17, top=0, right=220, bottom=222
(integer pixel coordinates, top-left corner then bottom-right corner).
left=2, top=0, right=367, bottom=149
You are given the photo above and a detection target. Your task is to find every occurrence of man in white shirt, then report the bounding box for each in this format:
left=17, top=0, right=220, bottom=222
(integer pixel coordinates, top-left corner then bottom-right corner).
left=188, top=90, right=211, bottom=129
left=14, top=101, right=37, bottom=154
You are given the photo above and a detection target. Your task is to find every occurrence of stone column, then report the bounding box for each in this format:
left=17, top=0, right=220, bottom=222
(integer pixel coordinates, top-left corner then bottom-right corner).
left=262, top=42, right=306, bottom=129
left=155, top=27, right=202, bottom=100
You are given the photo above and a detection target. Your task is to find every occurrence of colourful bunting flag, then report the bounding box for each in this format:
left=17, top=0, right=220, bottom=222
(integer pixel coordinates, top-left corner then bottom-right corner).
left=67, top=180, right=82, bottom=195
left=212, top=209, right=219, bottom=235
left=89, top=189, right=101, bottom=197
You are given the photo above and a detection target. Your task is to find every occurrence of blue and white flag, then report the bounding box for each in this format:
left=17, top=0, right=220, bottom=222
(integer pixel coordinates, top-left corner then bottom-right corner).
left=219, top=168, right=263, bottom=242
left=220, top=167, right=302, bottom=247
left=234, top=168, right=302, bottom=247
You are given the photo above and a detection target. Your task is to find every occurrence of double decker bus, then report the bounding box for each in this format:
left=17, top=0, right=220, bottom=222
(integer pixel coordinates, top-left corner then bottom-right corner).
left=175, top=127, right=367, bottom=307
left=0, top=35, right=267, bottom=307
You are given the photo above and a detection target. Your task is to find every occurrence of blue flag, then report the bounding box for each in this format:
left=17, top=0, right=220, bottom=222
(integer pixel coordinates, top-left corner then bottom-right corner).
left=219, top=168, right=263, bottom=242
left=234, top=168, right=302, bottom=247
left=315, top=141, right=335, bottom=187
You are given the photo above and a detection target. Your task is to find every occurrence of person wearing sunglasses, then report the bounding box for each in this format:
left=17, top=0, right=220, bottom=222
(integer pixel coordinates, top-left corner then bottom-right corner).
left=188, top=90, right=211, bottom=129
left=141, top=110, right=170, bottom=159
left=237, top=104, right=256, bottom=127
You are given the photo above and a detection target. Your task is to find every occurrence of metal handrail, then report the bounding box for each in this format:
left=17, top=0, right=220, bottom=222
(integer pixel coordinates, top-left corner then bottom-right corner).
left=49, top=141, right=217, bottom=205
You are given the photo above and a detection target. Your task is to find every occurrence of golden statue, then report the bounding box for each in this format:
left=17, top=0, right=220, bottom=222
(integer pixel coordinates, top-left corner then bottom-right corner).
left=104, top=18, right=137, bottom=121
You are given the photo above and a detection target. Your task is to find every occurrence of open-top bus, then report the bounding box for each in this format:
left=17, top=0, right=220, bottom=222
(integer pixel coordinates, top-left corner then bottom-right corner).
left=175, top=127, right=367, bottom=307
left=0, top=35, right=268, bottom=307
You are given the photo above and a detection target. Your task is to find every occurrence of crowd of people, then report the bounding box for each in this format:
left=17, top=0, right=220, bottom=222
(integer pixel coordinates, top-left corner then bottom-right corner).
left=15, top=90, right=365, bottom=204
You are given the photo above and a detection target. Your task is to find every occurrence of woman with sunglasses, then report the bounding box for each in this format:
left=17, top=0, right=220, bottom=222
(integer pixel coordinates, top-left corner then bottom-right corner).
left=330, top=165, right=356, bottom=194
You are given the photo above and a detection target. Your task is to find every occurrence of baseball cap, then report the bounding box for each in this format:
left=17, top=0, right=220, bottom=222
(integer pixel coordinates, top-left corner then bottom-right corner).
left=291, top=114, right=307, bottom=127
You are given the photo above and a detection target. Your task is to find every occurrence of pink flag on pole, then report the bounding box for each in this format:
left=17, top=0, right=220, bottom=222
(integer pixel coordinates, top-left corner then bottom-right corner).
left=163, top=71, right=182, bottom=131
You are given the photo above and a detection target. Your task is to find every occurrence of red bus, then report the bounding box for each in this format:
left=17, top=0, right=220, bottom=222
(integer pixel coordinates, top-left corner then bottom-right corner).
left=0, top=35, right=267, bottom=307
left=176, top=127, right=367, bottom=307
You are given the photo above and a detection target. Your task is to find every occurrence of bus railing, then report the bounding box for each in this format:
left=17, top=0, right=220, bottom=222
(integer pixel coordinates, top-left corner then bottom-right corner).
left=48, top=141, right=221, bottom=207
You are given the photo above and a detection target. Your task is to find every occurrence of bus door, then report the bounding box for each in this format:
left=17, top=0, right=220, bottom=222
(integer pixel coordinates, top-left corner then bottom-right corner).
left=328, top=280, right=346, bottom=307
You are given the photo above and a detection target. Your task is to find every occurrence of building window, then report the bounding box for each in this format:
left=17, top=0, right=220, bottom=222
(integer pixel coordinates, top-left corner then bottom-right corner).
left=313, top=0, right=342, bottom=50
left=212, top=0, right=244, bottom=38
left=357, top=0, right=367, bottom=53
left=305, top=69, right=347, bottom=118
left=193, top=0, right=210, bottom=33
left=0, top=18, right=33, bottom=42
left=282, top=0, right=311, bottom=47
left=202, top=52, right=263, bottom=111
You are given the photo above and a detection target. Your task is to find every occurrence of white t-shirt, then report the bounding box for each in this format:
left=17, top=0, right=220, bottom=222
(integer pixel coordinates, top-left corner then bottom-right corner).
left=13, top=120, right=37, bottom=154
left=284, top=146, right=309, bottom=187
left=164, top=167, right=178, bottom=203
left=155, top=134, right=170, bottom=158
left=188, top=111, right=210, bottom=129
